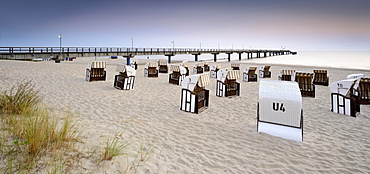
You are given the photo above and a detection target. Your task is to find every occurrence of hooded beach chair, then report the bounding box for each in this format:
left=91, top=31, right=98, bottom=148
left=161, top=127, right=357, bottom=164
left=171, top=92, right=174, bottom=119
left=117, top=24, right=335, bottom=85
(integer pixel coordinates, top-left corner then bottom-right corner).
left=330, top=78, right=360, bottom=117
left=295, top=72, right=315, bottom=97
left=243, top=67, right=257, bottom=82
left=130, top=59, right=138, bottom=70
left=158, top=59, right=168, bottom=73
left=204, top=62, right=210, bottom=72
left=180, top=73, right=210, bottom=114
left=193, top=62, right=204, bottom=74
left=231, top=63, right=240, bottom=70
left=86, top=61, right=106, bottom=82
left=114, top=63, right=136, bottom=90
left=313, top=70, right=329, bottom=86
left=144, top=62, right=158, bottom=77
left=216, top=69, right=240, bottom=97
left=210, top=65, right=221, bottom=78
left=259, top=66, right=271, bottom=78
left=257, top=80, right=303, bottom=141
left=278, top=70, right=296, bottom=82
left=169, top=65, right=187, bottom=85
left=180, top=61, right=190, bottom=76
left=354, top=77, right=370, bottom=105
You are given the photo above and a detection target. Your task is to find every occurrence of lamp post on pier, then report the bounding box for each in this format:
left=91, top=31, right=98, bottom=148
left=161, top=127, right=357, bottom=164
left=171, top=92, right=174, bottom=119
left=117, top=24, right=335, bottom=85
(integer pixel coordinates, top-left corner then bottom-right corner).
left=130, top=38, right=133, bottom=52
left=58, top=34, right=62, bottom=58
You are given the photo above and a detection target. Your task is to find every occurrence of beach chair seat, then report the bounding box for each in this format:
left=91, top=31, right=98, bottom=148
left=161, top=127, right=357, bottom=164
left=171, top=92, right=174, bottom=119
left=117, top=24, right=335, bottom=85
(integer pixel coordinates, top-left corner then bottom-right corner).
left=169, top=65, right=187, bottom=85
left=210, top=65, right=221, bottom=78
left=181, top=73, right=210, bottom=114
left=278, top=70, right=296, bottom=81
left=231, top=63, right=240, bottom=70
left=259, top=66, right=271, bottom=78
left=295, top=72, right=315, bottom=97
left=158, top=59, right=168, bottom=73
left=86, top=61, right=106, bottom=82
left=330, top=78, right=360, bottom=117
left=193, top=62, right=204, bottom=74
left=204, top=62, right=210, bottom=72
left=243, top=67, right=257, bottom=82
left=257, top=80, right=303, bottom=141
left=114, top=63, right=136, bottom=90
left=144, top=62, right=158, bottom=77
left=313, top=70, right=329, bottom=86
left=216, top=69, right=240, bottom=97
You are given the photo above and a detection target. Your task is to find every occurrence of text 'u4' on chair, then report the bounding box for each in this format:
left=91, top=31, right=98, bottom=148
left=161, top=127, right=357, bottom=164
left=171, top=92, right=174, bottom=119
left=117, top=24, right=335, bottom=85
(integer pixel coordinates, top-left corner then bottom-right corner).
left=216, top=69, right=240, bottom=97
left=86, top=61, right=106, bottom=82
left=210, top=65, right=222, bottom=78
left=169, top=65, right=187, bottom=85
left=295, top=72, right=315, bottom=97
left=259, top=66, right=271, bottom=78
left=114, top=63, right=136, bottom=90
left=278, top=70, right=295, bottom=81
left=158, top=59, right=168, bottom=73
left=243, top=67, right=257, bottom=82
left=193, top=62, right=204, bottom=74
left=313, top=70, right=329, bottom=86
left=144, top=62, right=159, bottom=77
left=330, top=78, right=360, bottom=117
left=257, top=80, right=303, bottom=141
left=181, top=73, right=210, bottom=114
left=231, top=63, right=240, bottom=70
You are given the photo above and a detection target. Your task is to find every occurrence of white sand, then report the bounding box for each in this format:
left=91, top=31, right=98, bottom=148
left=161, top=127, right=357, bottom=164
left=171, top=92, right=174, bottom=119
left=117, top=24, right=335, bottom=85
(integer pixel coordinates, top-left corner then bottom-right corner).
left=1, top=57, right=369, bottom=173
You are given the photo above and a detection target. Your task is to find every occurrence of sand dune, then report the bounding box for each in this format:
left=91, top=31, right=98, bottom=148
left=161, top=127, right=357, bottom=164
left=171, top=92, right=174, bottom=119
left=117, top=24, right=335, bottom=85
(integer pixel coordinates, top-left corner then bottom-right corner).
left=0, top=57, right=369, bottom=173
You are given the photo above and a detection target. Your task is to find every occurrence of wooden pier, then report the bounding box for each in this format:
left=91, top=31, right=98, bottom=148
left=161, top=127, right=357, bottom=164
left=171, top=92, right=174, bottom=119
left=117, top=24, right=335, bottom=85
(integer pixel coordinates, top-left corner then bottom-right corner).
left=0, top=47, right=292, bottom=63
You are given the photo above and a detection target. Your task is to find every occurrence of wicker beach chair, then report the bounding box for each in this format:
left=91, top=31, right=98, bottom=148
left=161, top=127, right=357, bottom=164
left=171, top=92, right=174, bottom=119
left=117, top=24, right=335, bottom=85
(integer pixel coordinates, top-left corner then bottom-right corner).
left=278, top=70, right=296, bottom=81
left=144, top=62, right=158, bottom=77
left=86, top=61, right=106, bottom=82
left=158, top=59, right=168, bottom=73
left=257, top=80, right=303, bottom=141
left=169, top=65, right=187, bottom=85
left=330, top=78, right=360, bottom=117
left=313, top=70, right=329, bottom=86
left=355, top=77, right=370, bottom=105
left=181, top=73, right=210, bottom=114
left=295, top=72, right=315, bottom=97
left=259, top=66, right=271, bottom=78
left=114, top=63, right=136, bottom=90
left=231, top=63, right=240, bottom=70
left=204, top=62, right=210, bottom=72
left=210, top=65, right=221, bottom=78
left=243, top=67, right=257, bottom=82
left=193, top=62, right=204, bottom=74
left=216, top=69, right=240, bottom=97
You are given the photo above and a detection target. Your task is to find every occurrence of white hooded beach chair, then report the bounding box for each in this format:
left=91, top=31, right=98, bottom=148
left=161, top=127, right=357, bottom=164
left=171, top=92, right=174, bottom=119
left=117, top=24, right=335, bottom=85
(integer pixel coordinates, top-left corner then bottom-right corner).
left=216, top=69, right=240, bottom=97
left=114, top=63, right=136, bottom=90
left=144, top=62, right=159, bottom=77
left=86, top=61, right=106, bottom=82
left=330, top=78, right=360, bottom=117
left=278, top=70, right=296, bottom=81
left=259, top=66, right=271, bottom=78
left=193, top=62, right=204, bottom=74
left=243, top=67, right=257, bottom=82
left=231, top=63, right=240, bottom=70
left=257, top=80, right=303, bottom=141
left=204, top=62, right=210, bottom=71
left=169, top=65, right=187, bottom=85
left=130, top=59, right=138, bottom=70
left=180, top=61, right=190, bottom=76
left=210, top=65, right=221, bottom=78
left=181, top=73, right=210, bottom=114
left=158, top=59, right=168, bottom=73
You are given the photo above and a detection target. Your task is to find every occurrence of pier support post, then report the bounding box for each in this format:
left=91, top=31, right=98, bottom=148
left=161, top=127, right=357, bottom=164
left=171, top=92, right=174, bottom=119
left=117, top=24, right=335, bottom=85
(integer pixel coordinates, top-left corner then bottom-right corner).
left=226, top=52, right=233, bottom=62
left=264, top=52, right=267, bottom=57
left=192, top=52, right=201, bottom=61
left=211, top=52, right=219, bottom=62
left=165, top=53, right=174, bottom=63
left=123, top=54, right=134, bottom=65
left=238, top=52, right=242, bottom=60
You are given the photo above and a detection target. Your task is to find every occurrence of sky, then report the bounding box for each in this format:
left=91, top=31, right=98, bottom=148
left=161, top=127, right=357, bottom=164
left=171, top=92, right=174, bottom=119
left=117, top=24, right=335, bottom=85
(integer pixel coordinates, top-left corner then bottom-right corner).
left=0, top=0, right=369, bottom=51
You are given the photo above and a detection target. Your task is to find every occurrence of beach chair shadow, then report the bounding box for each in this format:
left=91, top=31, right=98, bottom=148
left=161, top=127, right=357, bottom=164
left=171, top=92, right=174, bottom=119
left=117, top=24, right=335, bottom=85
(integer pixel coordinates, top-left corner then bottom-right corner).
left=169, top=65, right=187, bottom=85
left=313, top=70, right=329, bottom=86
left=259, top=66, right=271, bottom=78
left=181, top=74, right=210, bottom=114
left=114, top=64, right=136, bottom=90
left=243, top=67, right=257, bottom=82
left=216, top=69, right=240, bottom=97
left=86, top=61, right=106, bottom=82
left=144, top=62, right=158, bottom=77
left=295, top=72, right=315, bottom=97
left=278, top=70, right=295, bottom=81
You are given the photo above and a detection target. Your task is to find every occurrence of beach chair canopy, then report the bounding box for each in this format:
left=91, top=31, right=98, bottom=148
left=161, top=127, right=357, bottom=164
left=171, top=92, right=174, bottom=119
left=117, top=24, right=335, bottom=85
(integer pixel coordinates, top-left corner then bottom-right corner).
left=330, top=79, right=358, bottom=96
left=158, top=59, right=168, bottom=66
left=116, top=63, right=136, bottom=76
left=88, top=61, right=106, bottom=70
left=211, top=65, right=221, bottom=71
left=347, top=74, right=364, bottom=79
left=194, top=62, right=204, bottom=67
left=260, top=65, right=270, bottom=71
left=244, top=67, right=257, bottom=73
left=231, top=63, right=240, bottom=68
left=170, top=65, right=187, bottom=75
left=145, top=62, right=158, bottom=69
left=217, top=69, right=240, bottom=82
left=281, top=69, right=295, bottom=75
left=182, top=73, right=211, bottom=92
left=259, top=80, right=302, bottom=128
left=204, top=62, right=209, bottom=65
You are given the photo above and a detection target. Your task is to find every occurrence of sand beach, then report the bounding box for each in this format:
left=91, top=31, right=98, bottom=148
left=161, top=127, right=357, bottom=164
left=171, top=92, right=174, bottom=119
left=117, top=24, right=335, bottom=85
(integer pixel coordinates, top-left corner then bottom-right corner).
left=1, top=54, right=370, bottom=173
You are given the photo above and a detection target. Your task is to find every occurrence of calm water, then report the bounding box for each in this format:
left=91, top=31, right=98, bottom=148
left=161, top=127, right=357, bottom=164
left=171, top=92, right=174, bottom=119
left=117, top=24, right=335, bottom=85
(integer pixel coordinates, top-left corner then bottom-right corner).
left=114, top=51, right=370, bottom=70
